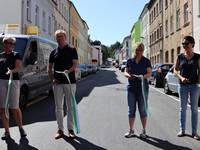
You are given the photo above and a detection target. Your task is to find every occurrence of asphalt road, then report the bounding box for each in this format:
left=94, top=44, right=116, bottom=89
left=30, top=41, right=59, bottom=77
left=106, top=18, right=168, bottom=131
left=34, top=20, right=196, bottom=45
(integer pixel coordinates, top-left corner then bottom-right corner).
left=0, top=68, right=200, bottom=150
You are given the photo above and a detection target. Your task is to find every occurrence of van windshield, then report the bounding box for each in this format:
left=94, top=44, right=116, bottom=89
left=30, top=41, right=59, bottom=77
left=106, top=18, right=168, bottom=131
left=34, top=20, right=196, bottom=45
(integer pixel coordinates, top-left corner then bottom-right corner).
left=0, top=37, right=28, bottom=57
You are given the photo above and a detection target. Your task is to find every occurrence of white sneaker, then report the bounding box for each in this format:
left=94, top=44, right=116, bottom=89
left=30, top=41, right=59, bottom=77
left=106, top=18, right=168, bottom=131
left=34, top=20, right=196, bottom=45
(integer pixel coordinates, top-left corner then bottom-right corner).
left=192, top=133, right=200, bottom=140
left=140, top=129, right=147, bottom=139
left=124, top=129, right=135, bottom=138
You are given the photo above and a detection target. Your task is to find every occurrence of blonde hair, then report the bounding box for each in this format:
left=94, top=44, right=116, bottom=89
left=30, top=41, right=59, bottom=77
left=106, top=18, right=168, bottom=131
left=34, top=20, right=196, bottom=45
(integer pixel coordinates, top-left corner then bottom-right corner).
left=135, top=42, right=144, bottom=51
left=3, top=35, right=16, bottom=44
left=54, top=29, right=67, bottom=37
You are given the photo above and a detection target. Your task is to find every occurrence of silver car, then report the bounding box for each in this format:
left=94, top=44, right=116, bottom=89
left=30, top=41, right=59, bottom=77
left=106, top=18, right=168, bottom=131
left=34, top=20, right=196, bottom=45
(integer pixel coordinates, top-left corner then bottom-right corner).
left=163, top=66, right=179, bottom=94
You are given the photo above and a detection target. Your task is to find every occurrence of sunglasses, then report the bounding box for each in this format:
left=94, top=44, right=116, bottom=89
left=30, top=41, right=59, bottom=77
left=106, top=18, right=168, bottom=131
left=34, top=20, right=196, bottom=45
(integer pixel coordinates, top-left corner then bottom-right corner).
left=182, top=42, right=190, bottom=46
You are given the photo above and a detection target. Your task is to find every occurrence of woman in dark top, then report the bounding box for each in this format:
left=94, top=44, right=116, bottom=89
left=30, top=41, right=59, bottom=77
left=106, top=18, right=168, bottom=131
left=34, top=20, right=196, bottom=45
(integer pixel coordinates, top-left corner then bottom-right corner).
left=174, top=36, right=200, bottom=140
left=0, top=36, right=26, bottom=140
left=124, top=43, right=152, bottom=138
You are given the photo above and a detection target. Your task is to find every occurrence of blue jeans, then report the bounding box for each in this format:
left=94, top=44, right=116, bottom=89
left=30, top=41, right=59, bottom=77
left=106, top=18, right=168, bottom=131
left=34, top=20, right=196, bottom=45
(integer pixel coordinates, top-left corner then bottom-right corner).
left=178, top=84, right=200, bottom=134
left=127, top=84, right=149, bottom=118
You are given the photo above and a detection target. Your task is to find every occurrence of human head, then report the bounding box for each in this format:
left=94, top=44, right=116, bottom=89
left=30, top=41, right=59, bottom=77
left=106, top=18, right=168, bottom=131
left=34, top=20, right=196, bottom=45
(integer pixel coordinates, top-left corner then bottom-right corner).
left=182, top=36, right=195, bottom=51
left=134, top=42, right=144, bottom=58
left=3, top=35, right=16, bottom=53
left=55, top=29, right=67, bottom=47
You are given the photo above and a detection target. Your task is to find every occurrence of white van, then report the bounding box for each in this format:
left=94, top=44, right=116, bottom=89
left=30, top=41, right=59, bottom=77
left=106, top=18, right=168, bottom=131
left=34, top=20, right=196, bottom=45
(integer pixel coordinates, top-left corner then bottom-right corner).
left=0, top=34, right=57, bottom=111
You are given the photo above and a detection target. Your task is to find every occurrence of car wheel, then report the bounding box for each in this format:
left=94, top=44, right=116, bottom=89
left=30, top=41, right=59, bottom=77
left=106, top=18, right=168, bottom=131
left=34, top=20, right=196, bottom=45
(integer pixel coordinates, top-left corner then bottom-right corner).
left=19, top=87, right=28, bottom=112
left=164, top=81, right=172, bottom=94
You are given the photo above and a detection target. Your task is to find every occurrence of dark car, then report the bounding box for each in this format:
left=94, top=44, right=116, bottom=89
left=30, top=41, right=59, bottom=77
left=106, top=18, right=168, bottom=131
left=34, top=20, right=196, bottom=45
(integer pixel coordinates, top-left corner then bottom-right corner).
left=151, top=63, right=173, bottom=87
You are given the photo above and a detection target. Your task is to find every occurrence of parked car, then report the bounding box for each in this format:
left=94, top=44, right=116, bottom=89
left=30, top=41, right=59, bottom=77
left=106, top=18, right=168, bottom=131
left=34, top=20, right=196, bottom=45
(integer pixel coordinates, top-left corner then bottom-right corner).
left=163, top=66, right=179, bottom=94
left=151, top=63, right=173, bottom=87
left=121, top=60, right=127, bottom=72
left=0, top=34, right=57, bottom=111
left=86, top=64, right=93, bottom=74
left=78, top=64, right=88, bottom=77
left=164, top=66, right=200, bottom=106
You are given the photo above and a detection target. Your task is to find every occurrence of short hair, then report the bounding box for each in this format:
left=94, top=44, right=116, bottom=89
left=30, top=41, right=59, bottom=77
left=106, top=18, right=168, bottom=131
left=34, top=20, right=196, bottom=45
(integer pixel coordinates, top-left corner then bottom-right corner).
left=3, top=35, right=16, bottom=44
left=183, top=35, right=195, bottom=48
left=136, top=42, right=144, bottom=51
left=55, top=29, right=67, bottom=37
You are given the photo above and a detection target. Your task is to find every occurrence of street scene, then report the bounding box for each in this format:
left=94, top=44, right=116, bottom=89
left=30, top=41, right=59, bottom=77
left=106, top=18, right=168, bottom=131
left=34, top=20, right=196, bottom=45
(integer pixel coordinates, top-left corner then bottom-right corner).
left=0, top=0, right=200, bottom=150
left=0, top=68, right=200, bottom=150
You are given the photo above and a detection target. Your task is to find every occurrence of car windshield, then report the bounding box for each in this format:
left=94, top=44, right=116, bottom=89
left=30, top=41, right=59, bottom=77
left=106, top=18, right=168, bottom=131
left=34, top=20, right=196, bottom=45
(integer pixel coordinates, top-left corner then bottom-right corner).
left=122, top=61, right=127, bottom=65
left=162, top=64, right=173, bottom=70
left=0, top=37, right=28, bottom=58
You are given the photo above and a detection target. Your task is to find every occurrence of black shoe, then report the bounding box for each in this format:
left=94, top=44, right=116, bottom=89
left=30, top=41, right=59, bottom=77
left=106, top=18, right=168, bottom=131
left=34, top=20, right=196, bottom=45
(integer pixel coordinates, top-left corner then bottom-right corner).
left=1, top=132, right=11, bottom=140
left=19, top=128, right=27, bottom=137
left=68, top=129, right=76, bottom=139
left=54, top=130, right=64, bottom=140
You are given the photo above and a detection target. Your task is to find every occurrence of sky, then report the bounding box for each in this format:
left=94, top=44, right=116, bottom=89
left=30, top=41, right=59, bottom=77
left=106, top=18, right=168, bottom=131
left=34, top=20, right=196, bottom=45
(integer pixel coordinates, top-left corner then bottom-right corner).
left=72, top=0, right=149, bottom=46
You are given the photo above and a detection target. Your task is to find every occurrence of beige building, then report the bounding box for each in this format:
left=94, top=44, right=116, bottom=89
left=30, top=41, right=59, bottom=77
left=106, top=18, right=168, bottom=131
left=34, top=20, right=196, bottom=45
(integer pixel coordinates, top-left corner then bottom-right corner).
left=148, top=0, right=164, bottom=65
left=163, top=0, right=192, bottom=64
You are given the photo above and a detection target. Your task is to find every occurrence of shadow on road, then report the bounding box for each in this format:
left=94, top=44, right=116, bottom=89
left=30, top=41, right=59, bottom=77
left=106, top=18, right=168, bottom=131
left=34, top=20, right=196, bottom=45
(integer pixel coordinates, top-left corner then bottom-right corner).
left=5, top=137, right=38, bottom=150
left=63, top=135, right=107, bottom=150
left=76, top=69, right=121, bottom=103
left=1, top=69, right=120, bottom=127
left=139, top=136, right=192, bottom=150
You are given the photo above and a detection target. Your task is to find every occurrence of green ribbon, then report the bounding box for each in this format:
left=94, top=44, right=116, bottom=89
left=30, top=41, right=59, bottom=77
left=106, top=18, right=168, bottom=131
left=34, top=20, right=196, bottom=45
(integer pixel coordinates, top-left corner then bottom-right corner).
left=56, top=71, right=80, bottom=134
left=5, top=70, right=13, bottom=119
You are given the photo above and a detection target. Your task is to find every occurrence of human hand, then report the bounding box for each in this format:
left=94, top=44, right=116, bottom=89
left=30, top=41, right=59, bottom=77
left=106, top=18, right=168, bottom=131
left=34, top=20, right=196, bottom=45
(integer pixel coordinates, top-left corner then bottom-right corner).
left=181, top=77, right=190, bottom=83
left=6, top=68, right=12, bottom=75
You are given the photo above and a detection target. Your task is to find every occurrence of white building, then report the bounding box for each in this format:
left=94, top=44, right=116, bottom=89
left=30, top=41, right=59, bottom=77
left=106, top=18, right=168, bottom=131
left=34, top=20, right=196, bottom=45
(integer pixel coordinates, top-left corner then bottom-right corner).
left=139, top=3, right=150, bottom=58
left=193, top=0, right=200, bottom=54
left=0, top=0, right=69, bottom=41
left=121, top=35, right=131, bottom=60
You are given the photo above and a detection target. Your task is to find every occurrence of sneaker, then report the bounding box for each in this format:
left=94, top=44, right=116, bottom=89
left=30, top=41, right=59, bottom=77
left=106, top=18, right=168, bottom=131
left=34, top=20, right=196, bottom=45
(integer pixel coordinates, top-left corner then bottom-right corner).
left=192, top=133, right=200, bottom=140
left=54, top=130, right=64, bottom=140
left=19, top=128, right=27, bottom=137
left=140, top=129, right=147, bottom=139
left=1, top=131, right=11, bottom=140
left=68, top=129, right=76, bottom=139
left=177, top=130, right=185, bottom=137
left=124, top=129, right=135, bottom=138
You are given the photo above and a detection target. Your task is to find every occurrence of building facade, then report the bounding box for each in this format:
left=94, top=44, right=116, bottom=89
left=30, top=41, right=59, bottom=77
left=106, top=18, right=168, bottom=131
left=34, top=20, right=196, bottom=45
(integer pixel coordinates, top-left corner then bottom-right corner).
left=139, top=3, right=150, bottom=58
left=163, top=0, right=193, bottom=64
left=193, top=0, right=200, bottom=54
left=130, top=20, right=141, bottom=56
left=148, top=0, right=164, bottom=65
left=121, top=35, right=131, bottom=60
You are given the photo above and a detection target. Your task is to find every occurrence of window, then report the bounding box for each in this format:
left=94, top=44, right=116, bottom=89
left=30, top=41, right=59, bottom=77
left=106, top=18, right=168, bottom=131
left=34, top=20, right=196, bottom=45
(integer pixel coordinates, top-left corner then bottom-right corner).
left=48, top=16, right=51, bottom=35
left=154, top=7, right=156, bottom=19
left=27, top=0, right=31, bottom=22
left=171, top=49, right=174, bottom=63
left=176, top=9, right=180, bottom=29
left=165, top=51, right=169, bottom=63
left=160, top=26, right=163, bottom=37
left=154, top=31, right=157, bottom=41
left=165, top=0, right=168, bottom=9
left=157, top=29, right=160, bottom=39
left=72, top=36, right=75, bottom=46
left=35, top=5, right=39, bottom=27
left=150, top=13, right=151, bottom=24
left=159, top=0, right=162, bottom=12
left=156, top=3, right=159, bottom=16
left=165, top=19, right=168, bottom=36
left=42, top=11, right=46, bottom=32
left=177, top=47, right=181, bottom=55
left=170, top=15, right=174, bottom=33
left=184, top=2, right=189, bottom=24
left=126, top=41, right=129, bottom=47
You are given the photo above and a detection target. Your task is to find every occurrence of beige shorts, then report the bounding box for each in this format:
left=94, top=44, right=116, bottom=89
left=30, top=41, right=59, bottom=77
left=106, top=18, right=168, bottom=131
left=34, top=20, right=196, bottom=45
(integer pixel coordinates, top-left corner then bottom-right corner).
left=0, top=79, right=20, bottom=109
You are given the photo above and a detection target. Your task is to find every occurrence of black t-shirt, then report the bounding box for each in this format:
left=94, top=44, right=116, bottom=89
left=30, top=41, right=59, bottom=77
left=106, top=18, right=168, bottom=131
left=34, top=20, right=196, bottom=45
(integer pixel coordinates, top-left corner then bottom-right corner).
left=178, top=53, right=200, bottom=84
left=49, top=45, right=78, bottom=84
left=126, top=56, right=152, bottom=87
left=0, top=51, right=22, bottom=80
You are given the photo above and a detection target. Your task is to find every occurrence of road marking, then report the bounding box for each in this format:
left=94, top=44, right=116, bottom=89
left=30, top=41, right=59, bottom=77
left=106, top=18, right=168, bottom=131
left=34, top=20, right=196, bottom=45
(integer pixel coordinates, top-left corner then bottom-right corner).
left=150, top=86, right=200, bottom=112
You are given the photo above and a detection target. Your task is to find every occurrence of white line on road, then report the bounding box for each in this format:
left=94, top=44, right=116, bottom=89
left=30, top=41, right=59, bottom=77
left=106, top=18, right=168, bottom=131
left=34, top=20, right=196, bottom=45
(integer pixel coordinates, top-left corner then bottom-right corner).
left=150, top=86, right=200, bottom=112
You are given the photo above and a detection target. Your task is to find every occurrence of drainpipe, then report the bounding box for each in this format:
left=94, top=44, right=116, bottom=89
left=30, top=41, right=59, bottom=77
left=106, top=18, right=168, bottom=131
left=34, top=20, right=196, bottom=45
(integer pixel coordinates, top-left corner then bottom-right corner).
left=21, top=0, right=24, bottom=34
left=69, top=1, right=72, bottom=45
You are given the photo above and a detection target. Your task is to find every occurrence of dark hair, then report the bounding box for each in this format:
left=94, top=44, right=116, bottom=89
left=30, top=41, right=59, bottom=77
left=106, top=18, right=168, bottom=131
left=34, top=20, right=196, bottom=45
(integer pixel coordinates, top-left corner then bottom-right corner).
left=183, top=36, right=195, bottom=48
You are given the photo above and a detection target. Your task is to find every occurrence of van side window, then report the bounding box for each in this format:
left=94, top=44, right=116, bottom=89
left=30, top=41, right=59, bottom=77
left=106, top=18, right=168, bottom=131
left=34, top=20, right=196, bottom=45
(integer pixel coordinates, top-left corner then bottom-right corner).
left=26, top=41, right=38, bottom=65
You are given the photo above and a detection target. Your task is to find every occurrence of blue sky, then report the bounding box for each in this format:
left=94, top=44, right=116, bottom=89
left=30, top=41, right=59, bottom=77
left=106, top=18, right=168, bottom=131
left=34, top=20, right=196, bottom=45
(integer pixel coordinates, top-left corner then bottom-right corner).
left=72, top=0, right=149, bottom=46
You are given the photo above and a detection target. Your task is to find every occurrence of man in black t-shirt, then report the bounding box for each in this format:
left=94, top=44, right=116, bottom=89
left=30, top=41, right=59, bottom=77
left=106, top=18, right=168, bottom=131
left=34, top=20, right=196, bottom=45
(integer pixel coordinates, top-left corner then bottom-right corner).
left=0, top=36, right=26, bottom=140
left=48, top=29, right=78, bottom=139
